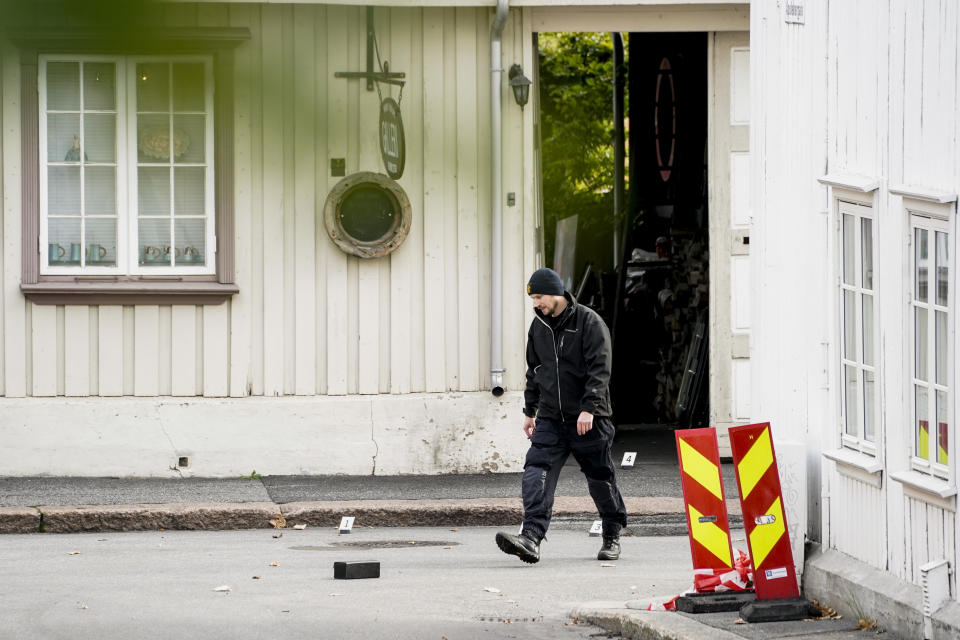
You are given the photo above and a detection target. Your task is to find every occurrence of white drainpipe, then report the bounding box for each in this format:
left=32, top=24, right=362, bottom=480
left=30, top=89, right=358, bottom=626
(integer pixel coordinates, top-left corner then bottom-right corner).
left=490, top=0, right=509, bottom=397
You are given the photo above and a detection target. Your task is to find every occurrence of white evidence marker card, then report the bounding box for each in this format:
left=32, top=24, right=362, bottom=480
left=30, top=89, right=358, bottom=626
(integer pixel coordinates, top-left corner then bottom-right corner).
left=589, top=520, right=603, bottom=537
left=621, top=452, right=636, bottom=468
left=339, top=516, right=355, bottom=534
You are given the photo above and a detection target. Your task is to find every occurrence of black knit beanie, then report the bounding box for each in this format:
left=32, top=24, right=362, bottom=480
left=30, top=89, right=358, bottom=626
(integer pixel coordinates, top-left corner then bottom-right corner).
left=526, top=268, right=564, bottom=296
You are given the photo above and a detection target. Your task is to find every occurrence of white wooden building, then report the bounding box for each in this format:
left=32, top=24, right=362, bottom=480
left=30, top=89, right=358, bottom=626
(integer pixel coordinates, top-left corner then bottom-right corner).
left=1, top=0, right=958, bottom=634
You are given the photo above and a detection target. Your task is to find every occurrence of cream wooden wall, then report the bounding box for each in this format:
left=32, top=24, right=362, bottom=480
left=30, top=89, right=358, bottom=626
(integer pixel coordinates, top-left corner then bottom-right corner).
left=0, top=3, right=535, bottom=400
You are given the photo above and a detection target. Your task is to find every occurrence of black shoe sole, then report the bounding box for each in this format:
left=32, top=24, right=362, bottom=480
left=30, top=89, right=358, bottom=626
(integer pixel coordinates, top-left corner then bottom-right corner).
left=496, top=532, right=539, bottom=564
left=597, top=553, right=620, bottom=561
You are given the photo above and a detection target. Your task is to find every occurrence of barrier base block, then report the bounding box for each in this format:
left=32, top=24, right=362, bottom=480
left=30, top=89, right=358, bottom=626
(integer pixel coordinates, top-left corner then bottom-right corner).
left=333, top=561, right=380, bottom=579
left=675, top=591, right=756, bottom=613
left=739, top=598, right=818, bottom=622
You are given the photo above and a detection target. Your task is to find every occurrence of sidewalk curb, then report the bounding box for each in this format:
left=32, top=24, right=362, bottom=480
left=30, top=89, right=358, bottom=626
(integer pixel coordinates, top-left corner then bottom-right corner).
left=571, top=602, right=743, bottom=640
left=0, top=496, right=707, bottom=534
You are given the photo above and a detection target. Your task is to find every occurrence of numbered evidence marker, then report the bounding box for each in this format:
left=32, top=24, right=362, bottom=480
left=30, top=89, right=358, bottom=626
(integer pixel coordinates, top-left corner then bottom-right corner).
left=589, top=520, right=603, bottom=537
left=339, top=516, right=355, bottom=534
left=621, top=452, right=637, bottom=468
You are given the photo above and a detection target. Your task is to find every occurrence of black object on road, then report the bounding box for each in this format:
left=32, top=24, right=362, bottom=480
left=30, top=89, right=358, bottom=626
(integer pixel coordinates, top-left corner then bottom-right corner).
left=333, top=561, right=380, bottom=579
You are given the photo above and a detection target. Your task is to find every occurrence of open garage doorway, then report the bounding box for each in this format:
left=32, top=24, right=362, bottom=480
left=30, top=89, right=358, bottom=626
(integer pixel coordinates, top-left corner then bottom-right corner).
left=536, top=31, right=710, bottom=429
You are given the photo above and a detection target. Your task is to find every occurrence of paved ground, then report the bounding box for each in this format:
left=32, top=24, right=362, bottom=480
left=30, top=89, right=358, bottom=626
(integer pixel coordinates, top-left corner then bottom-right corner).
left=0, top=426, right=881, bottom=639
left=0, top=526, right=865, bottom=640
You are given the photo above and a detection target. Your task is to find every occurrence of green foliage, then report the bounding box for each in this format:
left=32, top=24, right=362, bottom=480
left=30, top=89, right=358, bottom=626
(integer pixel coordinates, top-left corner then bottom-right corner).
left=240, top=470, right=262, bottom=480
left=539, top=33, right=626, bottom=275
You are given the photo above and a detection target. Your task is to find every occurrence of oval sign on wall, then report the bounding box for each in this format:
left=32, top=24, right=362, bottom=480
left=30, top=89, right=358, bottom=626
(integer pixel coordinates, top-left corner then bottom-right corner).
left=379, top=97, right=405, bottom=179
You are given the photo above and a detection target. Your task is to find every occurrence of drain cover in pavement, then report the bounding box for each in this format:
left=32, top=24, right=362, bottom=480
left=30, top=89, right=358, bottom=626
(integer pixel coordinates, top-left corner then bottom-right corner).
left=291, top=540, right=460, bottom=550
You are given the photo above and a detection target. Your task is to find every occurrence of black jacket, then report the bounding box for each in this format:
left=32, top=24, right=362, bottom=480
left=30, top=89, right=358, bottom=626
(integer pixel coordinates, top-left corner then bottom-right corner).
left=523, top=292, right=613, bottom=421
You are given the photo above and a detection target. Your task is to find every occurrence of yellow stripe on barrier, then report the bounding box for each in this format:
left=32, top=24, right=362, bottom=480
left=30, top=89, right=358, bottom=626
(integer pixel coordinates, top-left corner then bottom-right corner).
left=688, top=504, right=734, bottom=566
left=748, top=496, right=785, bottom=569
left=679, top=438, right=723, bottom=500
left=737, top=426, right=773, bottom=500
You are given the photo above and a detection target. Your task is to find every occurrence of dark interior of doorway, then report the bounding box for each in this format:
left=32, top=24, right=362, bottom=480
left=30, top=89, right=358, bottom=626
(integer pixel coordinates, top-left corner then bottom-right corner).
left=538, top=32, right=709, bottom=428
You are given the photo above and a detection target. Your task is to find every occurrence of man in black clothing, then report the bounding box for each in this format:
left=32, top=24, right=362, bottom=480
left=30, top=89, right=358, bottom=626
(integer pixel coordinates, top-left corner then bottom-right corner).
left=496, top=267, right=628, bottom=564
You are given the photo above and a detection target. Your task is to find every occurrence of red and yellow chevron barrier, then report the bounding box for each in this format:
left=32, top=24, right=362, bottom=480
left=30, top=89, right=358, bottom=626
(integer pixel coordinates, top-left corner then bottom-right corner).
left=729, top=422, right=799, bottom=600
left=675, top=428, right=734, bottom=573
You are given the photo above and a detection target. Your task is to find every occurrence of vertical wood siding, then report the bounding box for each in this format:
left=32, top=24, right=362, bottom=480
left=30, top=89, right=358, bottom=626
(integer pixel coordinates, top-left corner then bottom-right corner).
left=829, top=473, right=886, bottom=570
left=0, top=3, right=533, bottom=399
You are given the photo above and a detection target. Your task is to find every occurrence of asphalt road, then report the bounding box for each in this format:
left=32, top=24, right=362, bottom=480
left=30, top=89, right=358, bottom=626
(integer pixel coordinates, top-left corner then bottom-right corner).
left=0, top=526, right=694, bottom=640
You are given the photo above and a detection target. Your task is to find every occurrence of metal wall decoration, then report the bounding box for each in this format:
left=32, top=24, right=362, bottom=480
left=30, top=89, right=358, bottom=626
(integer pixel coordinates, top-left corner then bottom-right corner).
left=654, top=57, right=676, bottom=182
left=323, top=171, right=412, bottom=259
left=335, top=6, right=407, bottom=179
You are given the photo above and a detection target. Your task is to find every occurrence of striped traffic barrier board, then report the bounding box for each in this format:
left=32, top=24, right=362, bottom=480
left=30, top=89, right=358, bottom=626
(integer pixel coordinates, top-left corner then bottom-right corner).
left=675, top=427, right=734, bottom=572
left=729, top=422, right=799, bottom=600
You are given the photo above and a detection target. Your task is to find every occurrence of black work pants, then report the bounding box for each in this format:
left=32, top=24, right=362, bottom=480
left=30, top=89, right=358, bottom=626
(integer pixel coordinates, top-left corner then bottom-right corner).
left=520, top=416, right=627, bottom=540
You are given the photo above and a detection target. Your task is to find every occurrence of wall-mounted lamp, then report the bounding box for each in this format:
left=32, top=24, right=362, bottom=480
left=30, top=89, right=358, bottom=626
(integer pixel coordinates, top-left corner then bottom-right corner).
left=508, top=64, right=531, bottom=109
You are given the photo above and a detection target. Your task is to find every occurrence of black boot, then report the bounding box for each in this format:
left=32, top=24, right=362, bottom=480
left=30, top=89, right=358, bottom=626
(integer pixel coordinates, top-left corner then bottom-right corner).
left=597, top=535, right=620, bottom=561
left=495, top=530, right=540, bottom=564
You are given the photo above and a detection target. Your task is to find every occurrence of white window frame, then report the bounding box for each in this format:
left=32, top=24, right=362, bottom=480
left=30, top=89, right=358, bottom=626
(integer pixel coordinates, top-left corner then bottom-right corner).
left=838, top=200, right=880, bottom=457
left=907, top=203, right=954, bottom=482
left=39, top=55, right=128, bottom=276
left=38, top=54, right=215, bottom=277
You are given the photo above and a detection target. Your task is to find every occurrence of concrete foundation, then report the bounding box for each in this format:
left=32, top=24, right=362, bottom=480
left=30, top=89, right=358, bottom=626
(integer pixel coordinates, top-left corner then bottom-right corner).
left=0, top=392, right=527, bottom=477
left=803, top=543, right=960, bottom=640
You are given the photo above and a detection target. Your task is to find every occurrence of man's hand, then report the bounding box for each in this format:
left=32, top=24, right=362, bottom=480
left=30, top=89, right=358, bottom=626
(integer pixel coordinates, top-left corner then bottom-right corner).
left=577, top=411, right=594, bottom=436
left=523, top=416, right=536, bottom=438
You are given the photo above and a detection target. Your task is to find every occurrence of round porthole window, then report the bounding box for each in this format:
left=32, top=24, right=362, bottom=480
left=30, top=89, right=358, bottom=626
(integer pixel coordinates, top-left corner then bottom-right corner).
left=323, top=172, right=412, bottom=258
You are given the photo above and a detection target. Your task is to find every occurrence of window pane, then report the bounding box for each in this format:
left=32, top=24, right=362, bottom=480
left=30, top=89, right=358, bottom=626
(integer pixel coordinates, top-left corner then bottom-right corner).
left=864, top=369, right=876, bottom=442
left=48, top=218, right=81, bottom=265
left=173, top=63, right=205, bottom=112
left=936, top=231, right=949, bottom=307
left=842, top=213, right=855, bottom=285
left=84, top=114, right=116, bottom=163
left=138, top=114, right=172, bottom=163
left=936, top=390, right=949, bottom=465
left=139, top=218, right=172, bottom=267
left=83, top=62, right=116, bottom=111
left=85, top=218, right=117, bottom=267
left=915, top=306, right=928, bottom=382
left=844, top=365, right=859, bottom=437
left=48, top=113, right=81, bottom=163
left=173, top=114, right=204, bottom=163
left=936, top=310, right=948, bottom=385
left=138, top=167, right=170, bottom=216
left=861, top=218, right=873, bottom=290
left=85, top=167, right=116, bottom=216
left=137, top=63, right=169, bottom=112
left=46, top=61, right=80, bottom=110
left=916, top=227, right=929, bottom=302
left=862, top=293, right=874, bottom=366
left=174, top=167, right=204, bottom=216
left=843, top=289, right=857, bottom=360
left=916, top=385, right=930, bottom=460
left=174, top=218, right=206, bottom=266
left=48, top=166, right=81, bottom=216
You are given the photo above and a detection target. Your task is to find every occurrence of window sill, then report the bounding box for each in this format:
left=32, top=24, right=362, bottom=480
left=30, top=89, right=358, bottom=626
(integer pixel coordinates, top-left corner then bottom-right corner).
left=889, top=470, right=957, bottom=510
left=823, top=448, right=883, bottom=488
left=818, top=173, right=880, bottom=193
left=21, top=280, right=238, bottom=305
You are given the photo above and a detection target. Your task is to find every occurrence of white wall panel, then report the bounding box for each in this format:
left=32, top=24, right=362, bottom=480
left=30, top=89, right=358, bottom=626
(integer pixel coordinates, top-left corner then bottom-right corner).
left=732, top=358, right=750, bottom=420
left=730, top=151, right=751, bottom=226
left=731, top=255, right=751, bottom=332
left=63, top=306, right=89, bottom=397
left=730, top=46, right=750, bottom=125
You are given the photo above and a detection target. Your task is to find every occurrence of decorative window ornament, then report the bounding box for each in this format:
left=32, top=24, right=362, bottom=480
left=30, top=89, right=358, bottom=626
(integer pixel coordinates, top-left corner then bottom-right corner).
left=323, top=171, right=412, bottom=259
